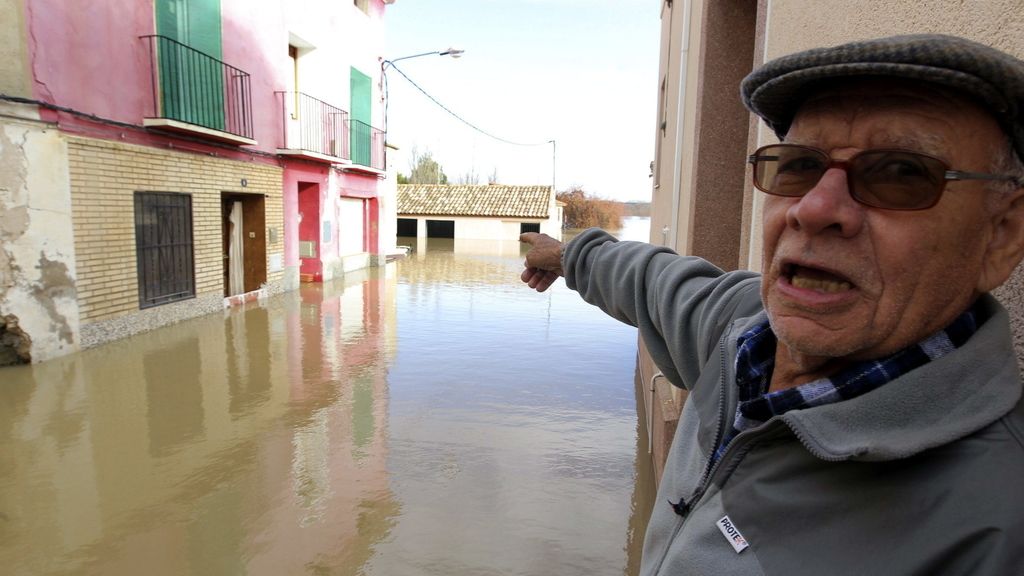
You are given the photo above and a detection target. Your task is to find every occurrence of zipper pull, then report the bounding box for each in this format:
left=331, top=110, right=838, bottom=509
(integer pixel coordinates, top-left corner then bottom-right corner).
left=669, top=497, right=690, bottom=517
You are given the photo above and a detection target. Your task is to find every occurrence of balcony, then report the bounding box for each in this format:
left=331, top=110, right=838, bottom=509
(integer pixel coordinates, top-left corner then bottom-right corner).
left=345, top=119, right=386, bottom=176
left=275, top=91, right=350, bottom=164
left=140, top=35, right=256, bottom=146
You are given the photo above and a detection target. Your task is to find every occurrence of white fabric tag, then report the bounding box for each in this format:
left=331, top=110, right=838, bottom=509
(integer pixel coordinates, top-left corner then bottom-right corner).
left=716, top=515, right=750, bottom=553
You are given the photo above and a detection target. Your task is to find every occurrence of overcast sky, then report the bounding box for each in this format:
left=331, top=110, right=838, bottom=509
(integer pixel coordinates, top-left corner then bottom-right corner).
left=383, top=0, right=660, bottom=202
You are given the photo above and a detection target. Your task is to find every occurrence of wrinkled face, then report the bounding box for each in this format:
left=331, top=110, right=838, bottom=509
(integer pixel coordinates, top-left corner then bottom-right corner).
left=760, top=81, right=1008, bottom=362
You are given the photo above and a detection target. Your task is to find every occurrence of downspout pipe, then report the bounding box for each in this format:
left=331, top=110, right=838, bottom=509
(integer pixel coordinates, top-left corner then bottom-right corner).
left=669, top=0, right=691, bottom=252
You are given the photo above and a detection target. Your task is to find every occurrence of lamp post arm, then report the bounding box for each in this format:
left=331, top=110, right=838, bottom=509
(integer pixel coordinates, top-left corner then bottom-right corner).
left=383, top=51, right=440, bottom=70
left=383, top=48, right=464, bottom=72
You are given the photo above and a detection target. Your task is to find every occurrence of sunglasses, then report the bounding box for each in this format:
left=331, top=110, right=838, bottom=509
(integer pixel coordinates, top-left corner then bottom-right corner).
left=748, top=144, right=1024, bottom=210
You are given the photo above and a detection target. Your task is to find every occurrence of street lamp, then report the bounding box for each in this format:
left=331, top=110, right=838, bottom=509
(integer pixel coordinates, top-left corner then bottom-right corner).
left=380, top=47, right=464, bottom=163
left=384, top=48, right=464, bottom=69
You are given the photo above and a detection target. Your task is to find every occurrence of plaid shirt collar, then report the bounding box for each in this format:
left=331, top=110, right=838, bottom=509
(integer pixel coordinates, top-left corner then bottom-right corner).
left=715, top=303, right=980, bottom=460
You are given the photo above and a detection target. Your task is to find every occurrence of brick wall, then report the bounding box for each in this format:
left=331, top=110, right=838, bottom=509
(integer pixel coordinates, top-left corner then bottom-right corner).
left=67, top=136, right=284, bottom=342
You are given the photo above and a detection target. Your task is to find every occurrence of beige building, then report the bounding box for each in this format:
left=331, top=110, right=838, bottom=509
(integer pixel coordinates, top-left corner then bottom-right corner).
left=643, top=0, right=1024, bottom=482
left=397, top=184, right=563, bottom=242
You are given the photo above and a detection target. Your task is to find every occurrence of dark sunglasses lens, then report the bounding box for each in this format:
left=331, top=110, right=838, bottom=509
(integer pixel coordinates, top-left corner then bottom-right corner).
left=754, top=146, right=827, bottom=197
left=850, top=151, right=945, bottom=209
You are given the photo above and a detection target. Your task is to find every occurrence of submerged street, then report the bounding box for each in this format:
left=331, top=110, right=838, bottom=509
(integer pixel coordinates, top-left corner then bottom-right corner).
left=0, top=220, right=654, bottom=576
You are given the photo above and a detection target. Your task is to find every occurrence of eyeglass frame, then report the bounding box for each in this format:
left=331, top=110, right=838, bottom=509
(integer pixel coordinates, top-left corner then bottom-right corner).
left=747, top=143, right=1024, bottom=210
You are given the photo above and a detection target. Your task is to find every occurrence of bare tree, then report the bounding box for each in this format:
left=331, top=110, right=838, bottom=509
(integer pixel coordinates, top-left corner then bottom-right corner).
left=456, top=167, right=480, bottom=185
left=405, top=146, right=448, bottom=184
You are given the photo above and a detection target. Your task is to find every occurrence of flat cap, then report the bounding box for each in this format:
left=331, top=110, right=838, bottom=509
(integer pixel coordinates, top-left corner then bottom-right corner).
left=741, top=34, right=1024, bottom=161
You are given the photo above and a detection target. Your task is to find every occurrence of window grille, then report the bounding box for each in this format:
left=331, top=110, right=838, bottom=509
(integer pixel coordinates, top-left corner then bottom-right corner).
left=134, top=192, right=196, bottom=308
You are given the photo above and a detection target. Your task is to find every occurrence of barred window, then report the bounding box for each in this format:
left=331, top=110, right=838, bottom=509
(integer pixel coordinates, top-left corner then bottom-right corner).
left=134, top=192, right=195, bottom=308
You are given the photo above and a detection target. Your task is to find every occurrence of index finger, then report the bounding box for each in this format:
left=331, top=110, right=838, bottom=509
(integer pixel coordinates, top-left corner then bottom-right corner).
left=519, top=232, right=540, bottom=245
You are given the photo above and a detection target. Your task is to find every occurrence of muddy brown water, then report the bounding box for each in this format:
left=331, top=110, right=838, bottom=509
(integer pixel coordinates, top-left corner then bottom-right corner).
left=0, top=221, right=655, bottom=575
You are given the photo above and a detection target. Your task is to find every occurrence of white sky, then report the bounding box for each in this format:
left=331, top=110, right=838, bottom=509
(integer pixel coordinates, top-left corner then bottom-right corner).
left=383, top=0, right=660, bottom=202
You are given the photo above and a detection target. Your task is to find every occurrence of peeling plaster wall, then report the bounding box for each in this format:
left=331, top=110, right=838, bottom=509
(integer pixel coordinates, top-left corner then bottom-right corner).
left=0, top=101, right=80, bottom=363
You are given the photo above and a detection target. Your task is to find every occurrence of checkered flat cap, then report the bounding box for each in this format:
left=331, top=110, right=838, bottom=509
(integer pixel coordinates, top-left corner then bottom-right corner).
left=742, top=34, right=1024, bottom=160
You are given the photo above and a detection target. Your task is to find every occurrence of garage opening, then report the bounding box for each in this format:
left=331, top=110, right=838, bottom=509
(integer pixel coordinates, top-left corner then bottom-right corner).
left=426, top=219, right=454, bottom=238
left=397, top=218, right=417, bottom=237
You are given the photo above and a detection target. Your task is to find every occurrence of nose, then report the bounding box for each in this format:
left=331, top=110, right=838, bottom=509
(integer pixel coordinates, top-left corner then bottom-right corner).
left=784, top=166, right=865, bottom=237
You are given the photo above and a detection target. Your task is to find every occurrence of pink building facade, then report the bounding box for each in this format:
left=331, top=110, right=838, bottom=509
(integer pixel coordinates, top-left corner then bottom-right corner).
left=0, top=0, right=396, bottom=362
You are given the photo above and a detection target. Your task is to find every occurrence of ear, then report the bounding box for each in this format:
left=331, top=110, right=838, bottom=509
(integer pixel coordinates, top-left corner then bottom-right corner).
left=977, top=187, right=1024, bottom=293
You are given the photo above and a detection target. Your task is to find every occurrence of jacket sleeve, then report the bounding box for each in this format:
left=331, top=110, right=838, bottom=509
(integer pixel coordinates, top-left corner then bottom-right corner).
left=562, top=228, right=762, bottom=390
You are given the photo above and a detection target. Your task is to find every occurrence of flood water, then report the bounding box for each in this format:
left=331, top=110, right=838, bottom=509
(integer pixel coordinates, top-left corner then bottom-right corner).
left=0, top=218, right=654, bottom=576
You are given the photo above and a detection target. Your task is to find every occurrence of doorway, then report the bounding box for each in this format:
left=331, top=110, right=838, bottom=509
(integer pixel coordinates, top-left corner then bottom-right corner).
left=298, top=182, right=321, bottom=282
left=221, top=193, right=267, bottom=296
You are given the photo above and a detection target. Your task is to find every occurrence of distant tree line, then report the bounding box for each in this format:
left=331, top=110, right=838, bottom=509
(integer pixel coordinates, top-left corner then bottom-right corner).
left=558, top=187, right=624, bottom=229
left=622, top=201, right=651, bottom=217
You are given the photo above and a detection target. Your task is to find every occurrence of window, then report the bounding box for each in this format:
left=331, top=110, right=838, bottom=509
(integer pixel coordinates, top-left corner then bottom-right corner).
left=520, top=222, right=540, bottom=234
left=134, top=192, right=196, bottom=308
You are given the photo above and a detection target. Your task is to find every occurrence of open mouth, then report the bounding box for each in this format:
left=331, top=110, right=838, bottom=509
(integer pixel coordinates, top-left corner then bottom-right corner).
left=785, top=263, right=853, bottom=293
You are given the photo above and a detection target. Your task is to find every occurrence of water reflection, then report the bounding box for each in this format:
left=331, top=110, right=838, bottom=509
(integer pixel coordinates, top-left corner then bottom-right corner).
left=0, top=270, right=398, bottom=575
left=0, top=218, right=654, bottom=576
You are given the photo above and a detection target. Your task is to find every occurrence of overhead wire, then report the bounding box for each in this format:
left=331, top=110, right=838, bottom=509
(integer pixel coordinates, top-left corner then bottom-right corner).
left=385, top=62, right=551, bottom=148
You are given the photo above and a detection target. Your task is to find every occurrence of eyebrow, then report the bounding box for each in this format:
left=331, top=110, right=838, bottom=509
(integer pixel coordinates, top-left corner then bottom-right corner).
left=785, top=133, right=950, bottom=160
left=869, top=133, right=948, bottom=157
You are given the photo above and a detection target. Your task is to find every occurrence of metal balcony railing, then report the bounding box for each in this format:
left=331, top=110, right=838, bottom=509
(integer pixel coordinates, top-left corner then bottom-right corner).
left=348, top=119, right=385, bottom=170
left=275, top=91, right=350, bottom=160
left=140, top=35, right=253, bottom=140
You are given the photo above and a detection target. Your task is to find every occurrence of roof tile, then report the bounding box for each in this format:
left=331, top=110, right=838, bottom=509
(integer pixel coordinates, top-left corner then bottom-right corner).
left=397, top=184, right=553, bottom=218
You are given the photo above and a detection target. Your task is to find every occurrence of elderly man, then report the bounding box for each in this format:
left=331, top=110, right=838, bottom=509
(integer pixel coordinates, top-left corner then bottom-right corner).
left=521, top=35, right=1024, bottom=574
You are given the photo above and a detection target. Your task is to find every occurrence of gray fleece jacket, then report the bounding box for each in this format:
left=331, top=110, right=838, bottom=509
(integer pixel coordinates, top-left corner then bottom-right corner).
left=563, top=228, right=1024, bottom=576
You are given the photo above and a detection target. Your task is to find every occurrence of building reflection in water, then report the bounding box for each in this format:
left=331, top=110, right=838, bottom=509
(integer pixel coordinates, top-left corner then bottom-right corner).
left=0, top=222, right=654, bottom=575
left=0, top=268, right=399, bottom=575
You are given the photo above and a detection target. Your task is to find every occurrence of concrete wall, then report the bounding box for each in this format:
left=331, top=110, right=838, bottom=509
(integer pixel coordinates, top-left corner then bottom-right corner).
left=379, top=145, right=400, bottom=256
left=649, top=0, right=705, bottom=255
left=0, top=102, right=79, bottom=364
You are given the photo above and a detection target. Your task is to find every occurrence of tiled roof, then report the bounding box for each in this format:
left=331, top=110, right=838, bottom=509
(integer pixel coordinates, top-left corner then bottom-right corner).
left=397, top=184, right=553, bottom=218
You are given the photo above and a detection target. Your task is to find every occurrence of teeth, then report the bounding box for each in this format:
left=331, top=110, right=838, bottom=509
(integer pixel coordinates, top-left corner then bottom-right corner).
left=791, top=275, right=851, bottom=293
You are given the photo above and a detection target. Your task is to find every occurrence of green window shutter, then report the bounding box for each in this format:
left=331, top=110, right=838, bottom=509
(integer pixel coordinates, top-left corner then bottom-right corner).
left=350, top=67, right=372, bottom=166
left=154, top=0, right=225, bottom=130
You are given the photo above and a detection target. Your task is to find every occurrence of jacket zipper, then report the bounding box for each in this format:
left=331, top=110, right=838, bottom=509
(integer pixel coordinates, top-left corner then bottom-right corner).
left=650, top=327, right=733, bottom=575
left=685, top=329, right=732, bottom=511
